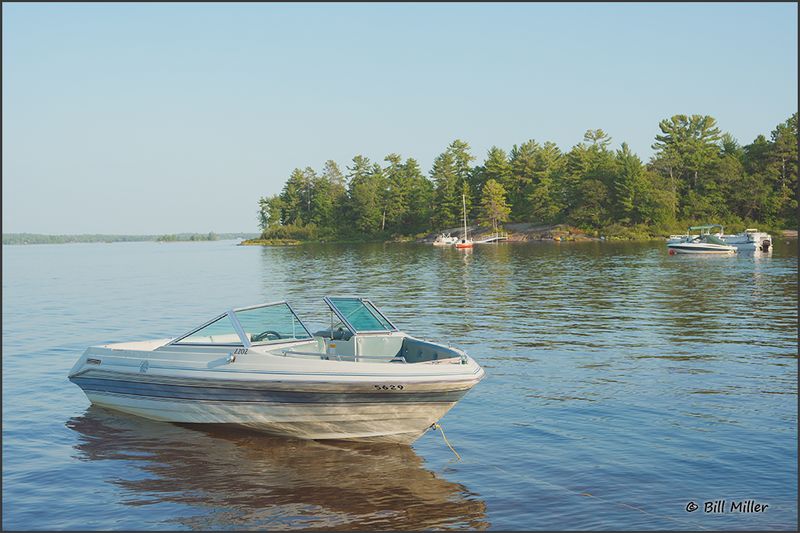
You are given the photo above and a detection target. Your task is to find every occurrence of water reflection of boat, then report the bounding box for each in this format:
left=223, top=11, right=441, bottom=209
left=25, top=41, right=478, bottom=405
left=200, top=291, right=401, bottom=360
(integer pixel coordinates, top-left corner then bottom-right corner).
left=66, top=407, right=489, bottom=530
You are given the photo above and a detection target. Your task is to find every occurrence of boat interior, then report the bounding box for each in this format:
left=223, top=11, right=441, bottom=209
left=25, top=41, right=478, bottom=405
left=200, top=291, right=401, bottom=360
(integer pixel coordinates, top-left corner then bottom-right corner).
left=102, top=297, right=464, bottom=365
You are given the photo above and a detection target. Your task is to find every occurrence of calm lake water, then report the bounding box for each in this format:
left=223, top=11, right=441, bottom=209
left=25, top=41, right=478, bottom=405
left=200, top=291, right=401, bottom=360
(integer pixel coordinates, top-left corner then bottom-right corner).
left=2, top=239, right=797, bottom=530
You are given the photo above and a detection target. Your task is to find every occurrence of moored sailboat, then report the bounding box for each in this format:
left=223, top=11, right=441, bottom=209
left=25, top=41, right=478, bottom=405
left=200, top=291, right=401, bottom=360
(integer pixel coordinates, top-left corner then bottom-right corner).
left=455, top=194, right=473, bottom=249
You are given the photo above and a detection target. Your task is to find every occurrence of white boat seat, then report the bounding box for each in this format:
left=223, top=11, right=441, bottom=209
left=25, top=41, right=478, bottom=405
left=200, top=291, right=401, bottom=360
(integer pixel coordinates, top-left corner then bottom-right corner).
left=314, top=328, right=353, bottom=341
left=396, top=338, right=461, bottom=363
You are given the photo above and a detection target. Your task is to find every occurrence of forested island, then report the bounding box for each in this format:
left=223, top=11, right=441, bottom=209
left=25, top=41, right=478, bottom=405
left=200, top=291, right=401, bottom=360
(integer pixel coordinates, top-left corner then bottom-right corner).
left=3, top=232, right=258, bottom=245
left=255, top=113, right=797, bottom=243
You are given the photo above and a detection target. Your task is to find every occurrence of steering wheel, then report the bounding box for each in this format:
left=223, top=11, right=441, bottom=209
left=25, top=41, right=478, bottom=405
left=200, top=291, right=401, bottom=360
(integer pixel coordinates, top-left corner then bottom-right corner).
left=251, top=330, right=282, bottom=342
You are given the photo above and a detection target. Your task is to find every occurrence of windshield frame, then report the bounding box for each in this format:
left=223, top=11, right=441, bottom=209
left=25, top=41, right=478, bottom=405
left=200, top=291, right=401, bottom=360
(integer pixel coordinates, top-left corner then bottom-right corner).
left=323, top=296, right=399, bottom=334
left=169, top=301, right=312, bottom=348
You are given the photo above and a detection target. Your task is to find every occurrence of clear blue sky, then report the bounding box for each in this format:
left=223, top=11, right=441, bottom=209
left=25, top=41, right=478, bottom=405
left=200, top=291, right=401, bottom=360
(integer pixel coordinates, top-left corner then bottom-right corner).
left=3, top=2, right=797, bottom=234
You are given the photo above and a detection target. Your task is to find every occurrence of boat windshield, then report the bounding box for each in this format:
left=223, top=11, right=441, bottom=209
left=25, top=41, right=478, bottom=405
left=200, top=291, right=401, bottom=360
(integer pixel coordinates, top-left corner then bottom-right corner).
left=171, top=302, right=312, bottom=346
left=234, top=304, right=311, bottom=345
left=325, top=297, right=397, bottom=333
left=173, top=314, right=243, bottom=346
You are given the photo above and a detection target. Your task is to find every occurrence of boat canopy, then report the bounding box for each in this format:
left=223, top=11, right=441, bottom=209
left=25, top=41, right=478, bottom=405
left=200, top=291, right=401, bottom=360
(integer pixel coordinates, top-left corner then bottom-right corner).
left=703, top=234, right=728, bottom=246
left=689, top=224, right=724, bottom=231
left=170, top=301, right=312, bottom=348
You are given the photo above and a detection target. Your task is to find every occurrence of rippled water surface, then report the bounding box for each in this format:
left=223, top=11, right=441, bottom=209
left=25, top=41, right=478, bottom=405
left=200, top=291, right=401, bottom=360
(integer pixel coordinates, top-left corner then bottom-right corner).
left=3, top=240, right=797, bottom=530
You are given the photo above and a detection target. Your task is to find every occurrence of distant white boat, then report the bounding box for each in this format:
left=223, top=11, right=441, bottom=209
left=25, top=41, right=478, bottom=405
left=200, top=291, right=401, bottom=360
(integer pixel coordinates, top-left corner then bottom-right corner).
left=720, top=228, right=772, bottom=253
left=432, top=233, right=458, bottom=246
left=667, top=225, right=736, bottom=255
left=667, top=224, right=772, bottom=254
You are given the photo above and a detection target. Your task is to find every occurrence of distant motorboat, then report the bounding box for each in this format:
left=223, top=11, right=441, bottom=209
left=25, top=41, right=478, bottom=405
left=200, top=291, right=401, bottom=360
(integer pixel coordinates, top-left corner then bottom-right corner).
left=432, top=233, right=458, bottom=246
left=455, top=194, right=473, bottom=249
left=667, top=224, right=736, bottom=255
left=720, top=228, right=772, bottom=253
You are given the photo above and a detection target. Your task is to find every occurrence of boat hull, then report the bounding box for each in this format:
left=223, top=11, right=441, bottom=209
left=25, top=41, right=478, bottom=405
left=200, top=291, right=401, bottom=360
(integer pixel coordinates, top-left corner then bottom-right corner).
left=80, top=391, right=462, bottom=444
left=667, top=243, right=736, bottom=254
left=70, top=368, right=482, bottom=444
left=720, top=232, right=772, bottom=252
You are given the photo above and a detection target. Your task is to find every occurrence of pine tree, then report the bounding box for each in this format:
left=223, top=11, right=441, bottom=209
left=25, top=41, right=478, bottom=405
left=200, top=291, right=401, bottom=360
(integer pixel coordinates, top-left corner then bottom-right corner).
left=479, top=179, right=511, bottom=232
left=430, top=151, right=459, bottom=228
left=447, top=140, right=475, bottom=217
left=403, top=158, right=434, bottom=233
left=383, top=153, right=411, bottom=233
left=509, top=140, right=539, bottom=220
left=612, top=143, right=643, bottom=223
left=346, top=156, right=384, bottom=235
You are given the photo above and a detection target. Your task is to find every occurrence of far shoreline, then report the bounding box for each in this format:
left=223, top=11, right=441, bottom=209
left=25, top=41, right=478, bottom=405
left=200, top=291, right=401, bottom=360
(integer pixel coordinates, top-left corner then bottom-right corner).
left=240, top=224, right=797, bottom=247
left=2, top=232, right=257, bottom=246
left=5, top=227, right=794, bottom=247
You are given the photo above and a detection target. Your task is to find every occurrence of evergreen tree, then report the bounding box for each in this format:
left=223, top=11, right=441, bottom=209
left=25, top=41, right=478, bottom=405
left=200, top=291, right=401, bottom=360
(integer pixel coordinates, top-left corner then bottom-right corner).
left=563, top=132, right=616, bottom=228
left=584, top=129, right=612, bottom=149
left=652, top=114, right=722, bottom=207
left=403, top=158, right=434, bottom=233
left=346, top=156, right=384, bottom=235
left=447, top=140, right=475, bottom=216
left=509, top=140, right=539, bottom=220
left=483, top=146, right=513, bottom=190
left=430, top=150, right=459, bottom=228
left=769, top=113, right=798, bottom=225
left=383, top=153, right=411, bottom=233
left=471, top=146, right=511, bottom=216
left=301, top=167, right=317, bottom=219
left=525, top=141, right=564, bottom=224
left=612, top=143, right=643, bottom=223
left=257, top=195, right=283, bottom=233
left=479, top=179, right=511, bottom=232
left=280, top=168, right=307, bottom=225
left=320, top=160, right=348, bottom=235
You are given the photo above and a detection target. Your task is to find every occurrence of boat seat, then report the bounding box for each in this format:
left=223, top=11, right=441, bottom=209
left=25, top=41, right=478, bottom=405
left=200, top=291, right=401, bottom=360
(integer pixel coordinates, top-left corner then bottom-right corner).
left=355, top=335, right=404, bottom=360
left=396, top=338, right=461, bottom=363
left=314, top=328, right=353, bottom=341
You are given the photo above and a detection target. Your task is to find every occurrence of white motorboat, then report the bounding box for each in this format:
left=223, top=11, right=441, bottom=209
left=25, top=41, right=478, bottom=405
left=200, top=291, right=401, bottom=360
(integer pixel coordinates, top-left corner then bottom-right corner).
left=667, top=225, right=736, bottom=255
left=721, top=228, right=772, bottom=253
left=68, top=297, right=485, bottom=444
left=432, top=233, right=458, bottom=246
left=668, top=225, right=772, bottom=253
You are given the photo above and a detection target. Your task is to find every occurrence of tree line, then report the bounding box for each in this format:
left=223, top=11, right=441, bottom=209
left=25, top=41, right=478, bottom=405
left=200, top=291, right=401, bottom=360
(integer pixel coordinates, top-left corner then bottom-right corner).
left=257, top=113, right=797, bottom=240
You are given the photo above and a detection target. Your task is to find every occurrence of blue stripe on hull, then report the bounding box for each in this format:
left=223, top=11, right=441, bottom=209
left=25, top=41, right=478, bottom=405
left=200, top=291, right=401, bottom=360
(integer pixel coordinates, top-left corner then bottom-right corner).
left=668, top=245, right=733, bottom=252
left=71, top=377, right=468, bottom=404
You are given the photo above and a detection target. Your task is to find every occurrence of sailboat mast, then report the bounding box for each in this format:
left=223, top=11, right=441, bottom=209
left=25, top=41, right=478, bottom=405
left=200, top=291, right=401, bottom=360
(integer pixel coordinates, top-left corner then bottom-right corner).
left=462, top=194, right=467, bottom=238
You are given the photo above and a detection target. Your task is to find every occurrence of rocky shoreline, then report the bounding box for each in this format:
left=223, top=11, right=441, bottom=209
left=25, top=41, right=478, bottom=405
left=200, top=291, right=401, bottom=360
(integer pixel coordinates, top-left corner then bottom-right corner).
left=418, top=223, right=603, bottom=243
